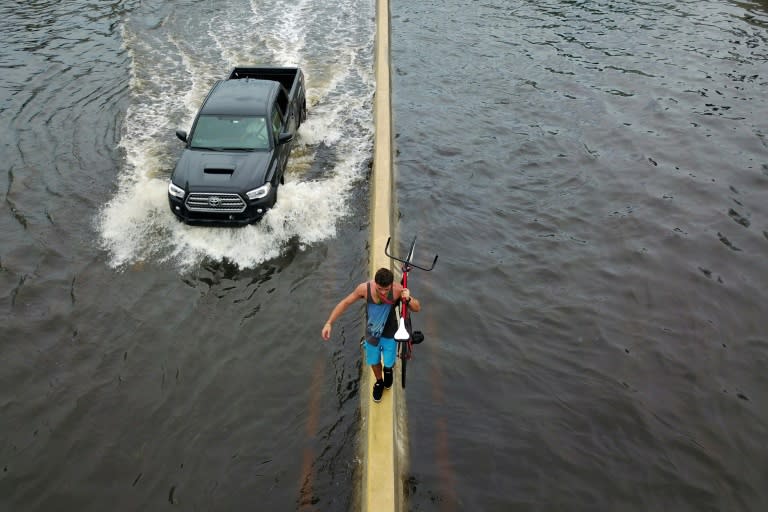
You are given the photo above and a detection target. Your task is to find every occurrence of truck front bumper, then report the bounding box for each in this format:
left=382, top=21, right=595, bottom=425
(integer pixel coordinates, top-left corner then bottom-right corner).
left=168, top=192, right=275, bottom=226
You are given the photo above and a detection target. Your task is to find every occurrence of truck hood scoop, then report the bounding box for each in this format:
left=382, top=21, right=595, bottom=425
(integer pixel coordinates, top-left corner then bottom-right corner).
left=173, top=150, right=271, bottom=191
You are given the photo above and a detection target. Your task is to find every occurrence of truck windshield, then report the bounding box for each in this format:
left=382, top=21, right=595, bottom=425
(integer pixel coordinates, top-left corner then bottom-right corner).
left=189, top=115, right=269, bottom=150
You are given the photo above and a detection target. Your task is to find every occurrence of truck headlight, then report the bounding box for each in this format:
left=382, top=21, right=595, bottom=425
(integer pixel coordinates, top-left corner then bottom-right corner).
left=168, top=182, right=185, bottom=199
left=246, top=183, right=272, bottom=200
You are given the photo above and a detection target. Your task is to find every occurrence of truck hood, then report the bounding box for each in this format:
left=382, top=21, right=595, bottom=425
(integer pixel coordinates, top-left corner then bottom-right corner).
left=171, top=150, right=271, bottom=193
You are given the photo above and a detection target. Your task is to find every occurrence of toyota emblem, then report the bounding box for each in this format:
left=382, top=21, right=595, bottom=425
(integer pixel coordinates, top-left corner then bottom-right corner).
left=208, top=196, right=222, bottom=207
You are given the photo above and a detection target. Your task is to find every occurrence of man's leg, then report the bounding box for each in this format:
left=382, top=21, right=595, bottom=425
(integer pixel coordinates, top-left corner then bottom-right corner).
left=366, top=343, right=385, bottom=402
left=371, top=362, right=383, bottom=380
left=381, top=337, right=396, bottom=389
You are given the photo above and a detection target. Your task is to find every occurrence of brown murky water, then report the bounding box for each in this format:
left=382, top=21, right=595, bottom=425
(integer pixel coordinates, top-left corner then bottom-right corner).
left=2, top=0, right=768, bottom=510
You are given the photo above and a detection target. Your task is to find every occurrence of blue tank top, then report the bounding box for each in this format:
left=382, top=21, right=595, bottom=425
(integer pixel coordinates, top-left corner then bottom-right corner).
left=366, top=282, right=396, bottom=347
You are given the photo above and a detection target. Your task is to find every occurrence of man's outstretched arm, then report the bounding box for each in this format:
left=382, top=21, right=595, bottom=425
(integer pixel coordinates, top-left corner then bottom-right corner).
left=321, top=284, right=366, bottom=340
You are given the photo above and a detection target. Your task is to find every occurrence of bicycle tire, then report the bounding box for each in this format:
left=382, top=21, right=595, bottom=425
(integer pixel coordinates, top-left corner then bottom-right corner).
left=401, top=353, right=408, bottom=388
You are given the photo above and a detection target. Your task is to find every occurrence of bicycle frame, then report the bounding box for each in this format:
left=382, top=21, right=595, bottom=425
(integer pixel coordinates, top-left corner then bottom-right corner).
left=384, top=236, right=438, bottom=387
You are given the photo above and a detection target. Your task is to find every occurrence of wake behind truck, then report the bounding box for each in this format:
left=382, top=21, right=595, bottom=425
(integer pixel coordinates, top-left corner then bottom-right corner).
left=168, top=66, right=307, bottom=225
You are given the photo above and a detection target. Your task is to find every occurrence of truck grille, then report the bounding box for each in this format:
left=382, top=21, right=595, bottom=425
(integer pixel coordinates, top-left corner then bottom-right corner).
left=185, top=193, right=246, bottom=213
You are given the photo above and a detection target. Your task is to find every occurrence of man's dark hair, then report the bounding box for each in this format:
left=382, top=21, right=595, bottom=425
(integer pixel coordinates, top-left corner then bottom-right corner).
left=374, top=267, right=394, bottom=286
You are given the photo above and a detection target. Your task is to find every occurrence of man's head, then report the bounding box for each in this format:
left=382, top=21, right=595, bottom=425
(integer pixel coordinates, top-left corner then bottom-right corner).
left=374, top=268, right=394, bottom=286
left=374, top=267, right=394, bottom=287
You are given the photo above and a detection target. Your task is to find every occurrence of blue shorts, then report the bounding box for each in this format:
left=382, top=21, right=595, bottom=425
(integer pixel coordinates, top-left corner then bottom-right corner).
left=364, top=336, right=396, bottom=367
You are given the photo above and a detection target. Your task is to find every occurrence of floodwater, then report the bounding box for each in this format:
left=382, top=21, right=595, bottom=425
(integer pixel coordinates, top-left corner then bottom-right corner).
left=2, top=0, right=768, bottom=510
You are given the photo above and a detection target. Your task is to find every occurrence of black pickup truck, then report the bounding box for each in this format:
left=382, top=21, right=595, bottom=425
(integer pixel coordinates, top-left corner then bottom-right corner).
left=168, top=66, right=306, bottom=225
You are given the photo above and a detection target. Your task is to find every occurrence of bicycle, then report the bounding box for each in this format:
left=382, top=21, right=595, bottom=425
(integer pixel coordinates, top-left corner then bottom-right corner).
left=384, top=236, right=438, bottom=388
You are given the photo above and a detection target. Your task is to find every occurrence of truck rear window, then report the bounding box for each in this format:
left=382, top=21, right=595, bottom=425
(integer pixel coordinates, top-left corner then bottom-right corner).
left=190, top=115, right=269, bottom=150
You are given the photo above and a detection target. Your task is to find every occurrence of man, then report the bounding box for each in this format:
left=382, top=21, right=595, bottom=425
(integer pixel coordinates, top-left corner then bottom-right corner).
left=321, top=268, right=421, bottom=402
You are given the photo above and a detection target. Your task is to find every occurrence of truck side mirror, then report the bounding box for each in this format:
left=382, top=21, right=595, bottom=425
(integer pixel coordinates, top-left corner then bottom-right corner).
left=277, top=132, right=294, bottom=145
left=176, top=130, right=188, bottom=143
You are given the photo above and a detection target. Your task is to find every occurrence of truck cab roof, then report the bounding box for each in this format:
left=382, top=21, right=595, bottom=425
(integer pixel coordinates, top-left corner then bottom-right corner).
left=200, top=79, right=281, bottom=117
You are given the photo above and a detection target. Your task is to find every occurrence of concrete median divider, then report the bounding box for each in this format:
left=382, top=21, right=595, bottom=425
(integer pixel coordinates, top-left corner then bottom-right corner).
left=362, top=0, right=404, bottom=510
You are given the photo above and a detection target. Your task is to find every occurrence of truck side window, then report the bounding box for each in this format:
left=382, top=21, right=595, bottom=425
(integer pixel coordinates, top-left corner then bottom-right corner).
left=276, top=90, right=288, bottom=118
left=272, top=109, right=283, bottom=139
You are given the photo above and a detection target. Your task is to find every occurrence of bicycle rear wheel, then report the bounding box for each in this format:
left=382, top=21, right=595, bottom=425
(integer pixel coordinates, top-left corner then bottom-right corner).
left=400, top=343, right=409, bottom=388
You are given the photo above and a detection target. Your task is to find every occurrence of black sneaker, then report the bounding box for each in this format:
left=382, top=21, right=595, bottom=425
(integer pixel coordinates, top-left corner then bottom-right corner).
left=372, top=380, right=384, bottom=402
left=383, top=367, right=393, bottom=389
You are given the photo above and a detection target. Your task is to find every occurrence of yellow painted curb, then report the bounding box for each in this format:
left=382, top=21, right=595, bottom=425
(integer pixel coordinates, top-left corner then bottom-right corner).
left=362, top=0, right=404, bottom=510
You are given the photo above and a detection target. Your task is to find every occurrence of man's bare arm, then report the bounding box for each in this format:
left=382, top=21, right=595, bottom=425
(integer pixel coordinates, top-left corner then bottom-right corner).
left=321, top=283, right=367, bottom=340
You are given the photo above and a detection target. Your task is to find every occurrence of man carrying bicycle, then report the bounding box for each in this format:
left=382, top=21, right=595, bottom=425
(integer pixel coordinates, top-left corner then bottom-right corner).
left=321, top=268, right=421, bottom=402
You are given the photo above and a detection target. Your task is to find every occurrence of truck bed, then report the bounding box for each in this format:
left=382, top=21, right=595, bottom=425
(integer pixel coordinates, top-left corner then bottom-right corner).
left=228, top=67, right=300, bottom=95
